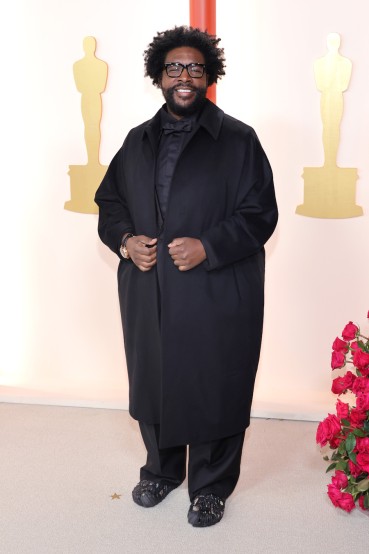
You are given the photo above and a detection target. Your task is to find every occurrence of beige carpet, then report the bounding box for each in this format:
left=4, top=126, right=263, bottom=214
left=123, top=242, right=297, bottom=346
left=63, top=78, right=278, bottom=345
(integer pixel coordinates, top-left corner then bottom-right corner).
left=0, top=403, right=367, bottom=554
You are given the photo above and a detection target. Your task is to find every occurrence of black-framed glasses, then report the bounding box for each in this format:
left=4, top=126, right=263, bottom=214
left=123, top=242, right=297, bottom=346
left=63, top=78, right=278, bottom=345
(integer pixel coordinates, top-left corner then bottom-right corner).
left=164, top=63, right=206, bottom=78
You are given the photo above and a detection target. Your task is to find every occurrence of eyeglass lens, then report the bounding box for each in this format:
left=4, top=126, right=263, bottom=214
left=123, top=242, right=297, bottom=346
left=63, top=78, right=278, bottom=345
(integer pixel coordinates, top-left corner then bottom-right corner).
left=165, top=63, right=205, bottom=78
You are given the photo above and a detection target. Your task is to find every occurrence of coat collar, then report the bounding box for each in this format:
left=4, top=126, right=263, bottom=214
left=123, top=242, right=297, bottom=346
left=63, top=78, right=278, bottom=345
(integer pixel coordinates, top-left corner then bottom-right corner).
left=142, top=99, right=224, bottom=149
left=197, top=99, right=224, bottom=140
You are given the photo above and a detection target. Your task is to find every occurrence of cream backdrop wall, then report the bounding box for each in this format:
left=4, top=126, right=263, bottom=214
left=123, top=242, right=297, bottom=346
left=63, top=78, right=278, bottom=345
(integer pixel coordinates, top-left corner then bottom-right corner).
left=1, top=0, right=369, bottom=421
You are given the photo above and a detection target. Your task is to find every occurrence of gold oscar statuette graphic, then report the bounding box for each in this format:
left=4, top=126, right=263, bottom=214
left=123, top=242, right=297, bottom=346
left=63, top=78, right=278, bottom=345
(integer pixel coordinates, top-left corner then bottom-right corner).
left=65, top=36, right=108, bottom=214
left=296, top=33, right=363, bottom=218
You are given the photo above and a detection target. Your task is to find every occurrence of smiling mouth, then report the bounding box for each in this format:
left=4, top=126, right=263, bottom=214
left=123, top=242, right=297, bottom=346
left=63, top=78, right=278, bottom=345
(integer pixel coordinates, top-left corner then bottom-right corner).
left=174, top=87, right=195, bottom=94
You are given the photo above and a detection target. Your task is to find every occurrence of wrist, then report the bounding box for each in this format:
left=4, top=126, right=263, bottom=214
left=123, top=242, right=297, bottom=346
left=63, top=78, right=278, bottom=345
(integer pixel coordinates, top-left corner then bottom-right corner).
left=120, top=233, right=134, bottom=259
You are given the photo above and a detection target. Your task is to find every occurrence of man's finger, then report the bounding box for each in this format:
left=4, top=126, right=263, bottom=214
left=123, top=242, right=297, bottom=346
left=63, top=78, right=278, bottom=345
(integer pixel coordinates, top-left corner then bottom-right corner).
left=168, top=238, right=184, bottom=248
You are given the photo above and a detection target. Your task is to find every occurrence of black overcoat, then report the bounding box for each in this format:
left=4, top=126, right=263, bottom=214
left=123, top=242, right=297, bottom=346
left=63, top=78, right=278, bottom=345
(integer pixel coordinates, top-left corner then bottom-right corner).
left=95, top=100, right=278, bottom=448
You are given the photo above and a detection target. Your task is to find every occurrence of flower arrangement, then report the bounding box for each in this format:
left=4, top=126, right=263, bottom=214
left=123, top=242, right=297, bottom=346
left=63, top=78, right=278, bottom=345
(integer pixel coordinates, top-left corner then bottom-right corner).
left=316, top=312, right=369, bottom=512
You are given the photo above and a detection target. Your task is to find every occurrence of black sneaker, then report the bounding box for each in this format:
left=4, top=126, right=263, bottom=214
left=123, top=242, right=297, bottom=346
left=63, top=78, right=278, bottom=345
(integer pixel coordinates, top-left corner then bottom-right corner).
left=132, top=479, right=176, bottom=508
left=187, top=493, right=225, bottom=527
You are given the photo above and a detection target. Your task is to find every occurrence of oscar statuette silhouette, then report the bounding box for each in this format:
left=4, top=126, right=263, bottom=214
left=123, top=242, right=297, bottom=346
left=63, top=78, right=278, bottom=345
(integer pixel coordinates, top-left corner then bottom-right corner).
left=65, top=36, right=108, bottom=214
left=296, top=33, right=363, bottom=218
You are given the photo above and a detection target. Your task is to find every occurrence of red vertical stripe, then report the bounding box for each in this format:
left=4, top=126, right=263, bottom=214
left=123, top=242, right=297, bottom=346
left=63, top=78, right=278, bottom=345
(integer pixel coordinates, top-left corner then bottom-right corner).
left=189, top=0, right=216, bottom=103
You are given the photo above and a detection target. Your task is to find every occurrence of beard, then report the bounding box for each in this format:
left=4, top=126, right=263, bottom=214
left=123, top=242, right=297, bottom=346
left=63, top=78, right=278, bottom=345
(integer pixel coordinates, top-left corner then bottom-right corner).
left=162, top=85, right=207, bottom=117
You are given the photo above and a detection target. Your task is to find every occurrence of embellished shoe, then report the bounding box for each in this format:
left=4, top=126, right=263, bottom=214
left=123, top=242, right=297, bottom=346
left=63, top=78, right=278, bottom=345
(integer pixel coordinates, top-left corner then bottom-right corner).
left=132, top=479, right=176, bottom=508
left=187, top=493, right=225, bottom=527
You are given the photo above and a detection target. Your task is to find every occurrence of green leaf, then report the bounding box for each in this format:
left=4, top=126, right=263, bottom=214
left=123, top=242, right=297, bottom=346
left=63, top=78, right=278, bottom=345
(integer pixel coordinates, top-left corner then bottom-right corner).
left=338, top=442, right=347, bottom=456
left=332, top=451, right=343, bottom=460
left=364, top=421, right=369, bottom=433
left=357, top=340, right=366, bottom=350
left=345, top=433, right=356, bottom=453
left=323, top=456, right=329, bottom=461
left=326, top=462, right=337, bottom=473
left=357, top=479, right=369, bottom=492
left=347, top=484, right=359, bottom=496
left=348, top=451, right=357, bottom=464
left=353, top=428, right=366, bottom=437
left=341, top=419, right=351, bottom=427
left=336, top=460, right=348, bottom=472
left=365, top=494, right=369, bottom=509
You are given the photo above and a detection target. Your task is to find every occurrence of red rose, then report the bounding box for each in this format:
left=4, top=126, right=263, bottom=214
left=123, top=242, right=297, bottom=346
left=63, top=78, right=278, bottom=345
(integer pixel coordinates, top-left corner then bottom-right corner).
left=336, top=399, right=349, bottom=420
left=351, top=341, right=359, bottom=352
left=356, top=452, right=369, bottom=473
left=360, top=367, right=369, bottom=378
left=327, top=484, right=342, bottom=506
left=331, top=371, right=356, bottom=394
left=353, top=349, right=369, bottom=372
left=329, top=437, right=341, bottom=449
left=356, top=437, right=369, bottom=454
left=337, top=492, right=356, bottom=512
left=356, top=393, right=369, bottom=411
left=327, top=485, right=355, bottom=512
left=332, top=337, right=349, bottom=353
left=359, top=495, right=368, bottom=510
left=349, top=460, right=363, bottom=478
left=331, top=470, right=348, bottom=489
left=352, top=376, right=369, bottom=395
left=331, top=351, right=346, bottom=370
left=342, top=321, right=359, bottom=341
left=316, top=414, right=341, bottom=446
left=349, top=408, right=367, bottom=428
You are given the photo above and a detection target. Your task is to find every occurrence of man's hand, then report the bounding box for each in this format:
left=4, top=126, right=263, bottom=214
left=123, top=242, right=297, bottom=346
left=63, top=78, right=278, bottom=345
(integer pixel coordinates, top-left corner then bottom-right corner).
left=127, top=235, right=157, bottom=272
left=168, top=237, right=206, bottom=271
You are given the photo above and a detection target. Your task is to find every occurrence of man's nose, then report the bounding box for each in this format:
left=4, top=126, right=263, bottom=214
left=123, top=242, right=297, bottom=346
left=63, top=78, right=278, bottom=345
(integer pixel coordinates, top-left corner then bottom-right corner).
left=179, top=67, right=192, bottom=80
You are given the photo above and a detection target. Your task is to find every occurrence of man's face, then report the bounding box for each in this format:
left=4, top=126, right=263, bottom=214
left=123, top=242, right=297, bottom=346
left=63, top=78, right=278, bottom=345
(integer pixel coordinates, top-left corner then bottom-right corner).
left=160, top=47, right=208, bottom=119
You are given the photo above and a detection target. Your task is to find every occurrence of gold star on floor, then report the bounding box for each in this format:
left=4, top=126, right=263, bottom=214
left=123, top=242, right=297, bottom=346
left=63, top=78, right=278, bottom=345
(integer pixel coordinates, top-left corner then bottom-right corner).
left=110, top=493, right=122, bottom=500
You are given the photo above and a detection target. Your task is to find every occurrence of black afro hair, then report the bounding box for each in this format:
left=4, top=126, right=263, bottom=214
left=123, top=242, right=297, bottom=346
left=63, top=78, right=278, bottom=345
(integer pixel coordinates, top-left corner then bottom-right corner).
left=143, top=25, right=226, bottom=87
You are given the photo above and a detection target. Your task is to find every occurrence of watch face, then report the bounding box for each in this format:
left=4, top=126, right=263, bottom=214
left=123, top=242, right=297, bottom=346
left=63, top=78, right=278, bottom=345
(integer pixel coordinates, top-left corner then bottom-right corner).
left=120, top=233, right=133, bottom=259
left=120, top=245, right=129, bottom=259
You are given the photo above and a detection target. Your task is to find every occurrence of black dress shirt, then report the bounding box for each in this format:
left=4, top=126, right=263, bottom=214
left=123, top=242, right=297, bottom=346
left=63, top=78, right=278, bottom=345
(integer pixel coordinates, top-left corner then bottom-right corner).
left=155, top=107, right=199, bottom=291
left=155, top=108, right=198, bottom=223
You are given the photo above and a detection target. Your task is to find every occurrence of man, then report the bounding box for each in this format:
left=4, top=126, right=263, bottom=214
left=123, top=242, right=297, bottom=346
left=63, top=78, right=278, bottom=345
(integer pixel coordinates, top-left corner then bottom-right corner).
left=95, top=26, right=278, bottom=527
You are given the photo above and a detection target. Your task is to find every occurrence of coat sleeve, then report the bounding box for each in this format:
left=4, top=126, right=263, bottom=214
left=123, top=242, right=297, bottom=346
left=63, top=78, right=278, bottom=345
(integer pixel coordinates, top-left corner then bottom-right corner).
left=200, top=131, right=278, bottom=271
left=94, top=143, right=134, bottom=258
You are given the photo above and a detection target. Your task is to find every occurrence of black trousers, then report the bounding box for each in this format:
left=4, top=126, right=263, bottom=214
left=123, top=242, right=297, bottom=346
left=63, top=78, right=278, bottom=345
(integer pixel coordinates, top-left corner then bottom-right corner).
left=139, top=422, right=245, bottom=501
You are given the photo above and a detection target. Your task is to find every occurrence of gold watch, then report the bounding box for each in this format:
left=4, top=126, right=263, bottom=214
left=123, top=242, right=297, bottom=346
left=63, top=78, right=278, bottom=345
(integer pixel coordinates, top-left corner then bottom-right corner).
left=120, top=233, right=134, bottom=259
